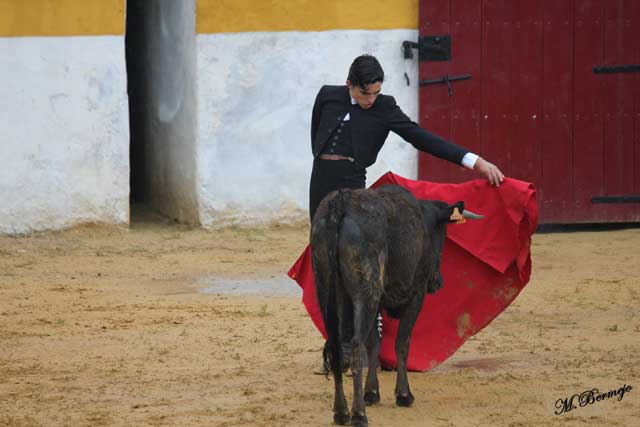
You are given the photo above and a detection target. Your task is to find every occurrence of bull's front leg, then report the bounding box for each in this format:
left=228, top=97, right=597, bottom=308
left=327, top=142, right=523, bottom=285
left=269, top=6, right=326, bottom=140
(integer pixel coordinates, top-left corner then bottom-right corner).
left=394, top=295, right=423, bottom=407
left=364, top=309, right=381, bottom=406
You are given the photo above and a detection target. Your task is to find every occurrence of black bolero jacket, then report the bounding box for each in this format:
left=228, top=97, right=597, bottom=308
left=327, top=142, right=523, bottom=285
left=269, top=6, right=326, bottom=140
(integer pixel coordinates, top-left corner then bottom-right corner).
left=310, top=85, right=469, bottom=169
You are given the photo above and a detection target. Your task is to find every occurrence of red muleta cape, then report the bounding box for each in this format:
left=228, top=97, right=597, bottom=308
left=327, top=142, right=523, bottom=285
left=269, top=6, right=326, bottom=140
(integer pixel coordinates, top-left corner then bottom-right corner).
left=288, top=172, right=538, bottom=371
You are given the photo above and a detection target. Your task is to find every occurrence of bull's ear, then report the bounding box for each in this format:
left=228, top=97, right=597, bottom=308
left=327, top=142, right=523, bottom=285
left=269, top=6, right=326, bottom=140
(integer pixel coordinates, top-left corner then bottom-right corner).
left=449, top=201, right=466, bottom=224
left=450, top=207, right=465, bottom=224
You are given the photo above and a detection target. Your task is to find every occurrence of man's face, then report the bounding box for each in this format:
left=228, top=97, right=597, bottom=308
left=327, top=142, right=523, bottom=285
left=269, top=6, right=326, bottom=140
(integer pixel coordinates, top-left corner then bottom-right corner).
left=347, top=80, right=382, bottom=109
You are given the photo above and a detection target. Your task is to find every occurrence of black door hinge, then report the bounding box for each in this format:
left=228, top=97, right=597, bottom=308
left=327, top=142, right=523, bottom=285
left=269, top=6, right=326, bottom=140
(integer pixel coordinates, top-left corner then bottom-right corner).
left=403, top=35, right=451, bottom=61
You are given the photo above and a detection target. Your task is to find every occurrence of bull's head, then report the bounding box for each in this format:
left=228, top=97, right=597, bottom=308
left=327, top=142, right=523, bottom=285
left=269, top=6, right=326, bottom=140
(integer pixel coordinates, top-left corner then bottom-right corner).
left=420, top=200, right=484, bottom=227
left=448, top=201, right=484, bottom=224
left=419, top=200, right=484, bottom=295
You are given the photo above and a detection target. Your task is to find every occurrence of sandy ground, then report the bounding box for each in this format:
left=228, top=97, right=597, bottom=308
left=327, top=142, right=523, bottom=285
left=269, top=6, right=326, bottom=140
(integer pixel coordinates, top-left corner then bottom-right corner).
left=1, top=214, right=639, bottom=427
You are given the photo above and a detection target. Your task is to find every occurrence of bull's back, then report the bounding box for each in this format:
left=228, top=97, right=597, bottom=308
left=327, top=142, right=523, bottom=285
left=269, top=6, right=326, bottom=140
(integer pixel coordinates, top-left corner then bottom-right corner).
left=337, top=211, right=388, bottom=301
left=311, top=186, right=426, bottom=307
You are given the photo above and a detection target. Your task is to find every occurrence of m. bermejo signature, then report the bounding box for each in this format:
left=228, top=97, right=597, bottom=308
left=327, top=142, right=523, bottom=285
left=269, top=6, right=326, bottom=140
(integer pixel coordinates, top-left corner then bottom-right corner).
left=555, top=384, right=633, bottom=415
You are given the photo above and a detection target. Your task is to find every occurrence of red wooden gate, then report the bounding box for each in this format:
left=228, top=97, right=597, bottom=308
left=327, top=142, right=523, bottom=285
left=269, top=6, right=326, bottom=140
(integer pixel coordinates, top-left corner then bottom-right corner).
left=417, top=0, right=640, bottom=223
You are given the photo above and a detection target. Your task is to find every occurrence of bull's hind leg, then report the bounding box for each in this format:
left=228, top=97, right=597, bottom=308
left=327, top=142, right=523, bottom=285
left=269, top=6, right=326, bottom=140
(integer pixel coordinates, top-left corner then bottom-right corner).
left=394, top=294, right=423, bottom=407
left=311, top=240, right=350, bottom=424
left=331, top=368, right=350, bottom=425
left=332, top=287, right=351, bottom=425
left=349, top=300, right=379, bottom=427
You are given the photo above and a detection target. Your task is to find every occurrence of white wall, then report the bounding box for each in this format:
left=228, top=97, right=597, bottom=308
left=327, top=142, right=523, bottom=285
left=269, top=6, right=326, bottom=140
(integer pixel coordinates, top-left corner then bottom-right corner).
left=0, top=29, right=421, bottom=233
left=0, top=36, right=129, bottom=234
left=196, top=29, right=420, bottom=227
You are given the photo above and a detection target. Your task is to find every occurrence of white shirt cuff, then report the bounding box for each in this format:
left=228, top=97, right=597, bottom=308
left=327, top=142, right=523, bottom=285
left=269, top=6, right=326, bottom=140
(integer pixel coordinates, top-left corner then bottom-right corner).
left=461, top=152, right=479, bottom=169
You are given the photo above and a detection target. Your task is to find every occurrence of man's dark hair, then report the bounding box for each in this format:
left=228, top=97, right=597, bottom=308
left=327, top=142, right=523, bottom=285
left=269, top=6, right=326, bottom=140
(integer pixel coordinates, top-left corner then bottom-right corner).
left=347, top=54, right=384, bottom=88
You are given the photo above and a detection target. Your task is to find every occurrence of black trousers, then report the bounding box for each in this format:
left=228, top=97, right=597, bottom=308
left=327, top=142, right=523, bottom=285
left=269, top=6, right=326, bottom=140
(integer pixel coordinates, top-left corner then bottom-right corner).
left=309, top=159, right=366, bottom=222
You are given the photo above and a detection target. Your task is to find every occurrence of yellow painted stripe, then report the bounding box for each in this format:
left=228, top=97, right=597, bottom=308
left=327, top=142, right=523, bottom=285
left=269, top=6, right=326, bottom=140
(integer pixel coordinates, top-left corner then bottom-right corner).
left=197, top=0, right=418, bottom=34
left=0, top=0, right=125, bottom=37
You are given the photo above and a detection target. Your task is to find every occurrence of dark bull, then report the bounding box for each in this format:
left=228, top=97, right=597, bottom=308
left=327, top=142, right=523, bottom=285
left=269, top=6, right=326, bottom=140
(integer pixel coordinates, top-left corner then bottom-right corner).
left=310, top=185, right=482, bottom=427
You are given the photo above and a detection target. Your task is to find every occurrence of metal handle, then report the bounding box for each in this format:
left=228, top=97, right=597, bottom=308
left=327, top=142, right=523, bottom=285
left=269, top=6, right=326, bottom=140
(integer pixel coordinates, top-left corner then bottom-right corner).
left=593, top=64, right=640, bottom=74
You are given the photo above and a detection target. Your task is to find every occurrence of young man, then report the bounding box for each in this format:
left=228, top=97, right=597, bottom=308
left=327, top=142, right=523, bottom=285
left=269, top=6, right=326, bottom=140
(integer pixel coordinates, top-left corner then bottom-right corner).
left=308, top=54, right=504, bottom=374
left=309, top=54, right=504, bottom=222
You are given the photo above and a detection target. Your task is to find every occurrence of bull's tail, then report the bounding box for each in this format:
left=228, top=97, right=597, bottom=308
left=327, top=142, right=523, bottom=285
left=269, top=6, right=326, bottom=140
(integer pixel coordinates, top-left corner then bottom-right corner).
left=319, top=190, right=350, bottom=378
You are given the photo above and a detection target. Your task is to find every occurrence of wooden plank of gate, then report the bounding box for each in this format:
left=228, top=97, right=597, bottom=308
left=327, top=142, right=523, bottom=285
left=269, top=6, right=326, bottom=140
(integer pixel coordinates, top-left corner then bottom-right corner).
left=635, top=0, right=640, bottom=213
left=418, top=0, right=451, bottom=183
left=603, top=0, right=635, bottom=221
left=481, top=0, right=513, bottom=181
left=510, top=1, right=544, bottom=191
left=625, top=0, right=640, bottom=221
left=541, top=0, right=574, bottom=223
left=573, top=0, right=606, bottom=222
left=447, top=0, right=482, bottom=184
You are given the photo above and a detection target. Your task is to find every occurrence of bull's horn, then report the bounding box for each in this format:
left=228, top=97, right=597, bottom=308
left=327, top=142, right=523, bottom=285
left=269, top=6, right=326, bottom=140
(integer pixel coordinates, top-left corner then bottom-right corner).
left=462, top=210, right=484, bottom=220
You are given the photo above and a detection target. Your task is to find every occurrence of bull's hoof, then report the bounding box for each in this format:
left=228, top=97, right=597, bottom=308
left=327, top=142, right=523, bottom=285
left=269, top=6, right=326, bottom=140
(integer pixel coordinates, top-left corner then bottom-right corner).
left=395, top=392, right=415, bottom=407
left=351, top=413, right=368, bottom=427
left=333, top=412, right=351, bottom=425
left=364, top=390, right=380, bottom=406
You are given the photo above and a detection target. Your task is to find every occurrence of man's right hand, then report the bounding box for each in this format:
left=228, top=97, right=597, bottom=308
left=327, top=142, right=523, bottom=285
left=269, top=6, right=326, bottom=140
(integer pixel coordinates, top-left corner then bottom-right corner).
left=474, top=157, right=505, bottom=187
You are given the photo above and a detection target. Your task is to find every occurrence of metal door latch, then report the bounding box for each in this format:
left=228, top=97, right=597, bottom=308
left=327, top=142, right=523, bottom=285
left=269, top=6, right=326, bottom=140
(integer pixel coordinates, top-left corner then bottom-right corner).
left=593, top=64, right=640, bottom=74
left=420, top=74, right=472, bottom=96
left=591, top=195, right=640, bottom=204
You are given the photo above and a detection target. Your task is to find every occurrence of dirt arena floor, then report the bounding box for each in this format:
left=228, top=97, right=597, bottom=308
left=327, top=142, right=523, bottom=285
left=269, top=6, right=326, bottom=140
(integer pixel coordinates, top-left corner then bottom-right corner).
left=1, top=214, right=639, bottom=427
